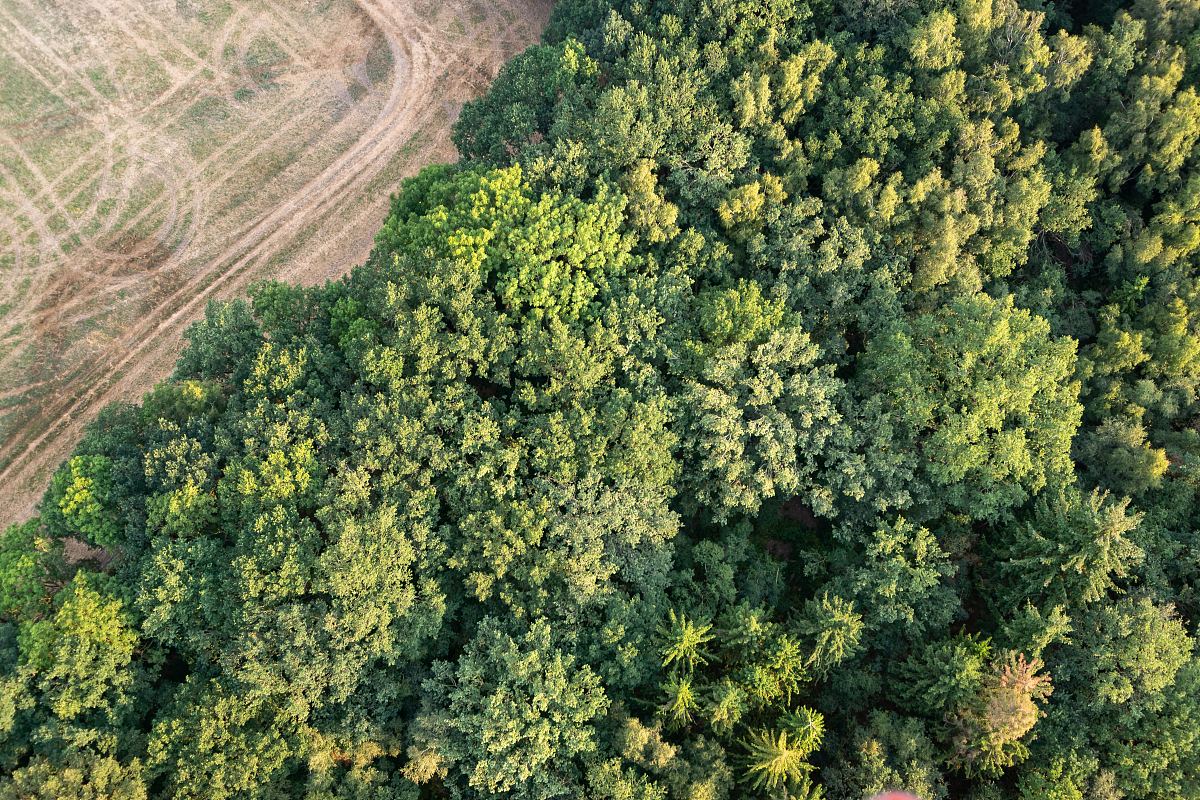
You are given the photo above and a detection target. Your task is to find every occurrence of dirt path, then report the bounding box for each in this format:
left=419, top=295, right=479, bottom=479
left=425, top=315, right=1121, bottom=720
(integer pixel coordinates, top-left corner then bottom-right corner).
left=0, top=0, right=552, bottom=526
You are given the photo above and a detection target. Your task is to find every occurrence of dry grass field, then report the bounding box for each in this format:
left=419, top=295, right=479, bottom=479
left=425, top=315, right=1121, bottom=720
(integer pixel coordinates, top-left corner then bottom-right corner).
left=0, top=0, right=551, bottom=526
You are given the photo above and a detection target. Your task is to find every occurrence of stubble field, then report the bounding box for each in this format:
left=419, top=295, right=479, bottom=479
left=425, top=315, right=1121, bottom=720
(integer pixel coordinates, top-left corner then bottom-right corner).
left=0, top=0, right=551, bottom=526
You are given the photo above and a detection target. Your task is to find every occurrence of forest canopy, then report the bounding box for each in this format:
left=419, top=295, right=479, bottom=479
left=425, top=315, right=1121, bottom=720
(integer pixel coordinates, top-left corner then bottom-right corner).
left=4, top=1, right=1200, bottom=798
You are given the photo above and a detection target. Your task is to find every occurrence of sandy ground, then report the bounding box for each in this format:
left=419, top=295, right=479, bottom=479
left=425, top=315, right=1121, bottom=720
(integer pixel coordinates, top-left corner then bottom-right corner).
left=0, top=0, right=552, bottom=527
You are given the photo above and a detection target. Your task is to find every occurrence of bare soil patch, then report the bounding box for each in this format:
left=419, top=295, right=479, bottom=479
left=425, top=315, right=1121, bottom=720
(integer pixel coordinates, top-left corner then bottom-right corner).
left=0, top=0, right=552, bottom=526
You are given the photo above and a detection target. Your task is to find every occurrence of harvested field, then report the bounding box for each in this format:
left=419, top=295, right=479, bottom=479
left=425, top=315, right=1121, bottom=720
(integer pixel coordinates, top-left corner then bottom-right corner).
left=0, top=0, right=551, bottom=526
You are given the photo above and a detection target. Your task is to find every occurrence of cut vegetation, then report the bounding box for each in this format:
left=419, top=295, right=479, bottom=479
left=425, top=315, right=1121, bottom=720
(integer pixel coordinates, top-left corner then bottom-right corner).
left=0, top=0, right=551, bottom=526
